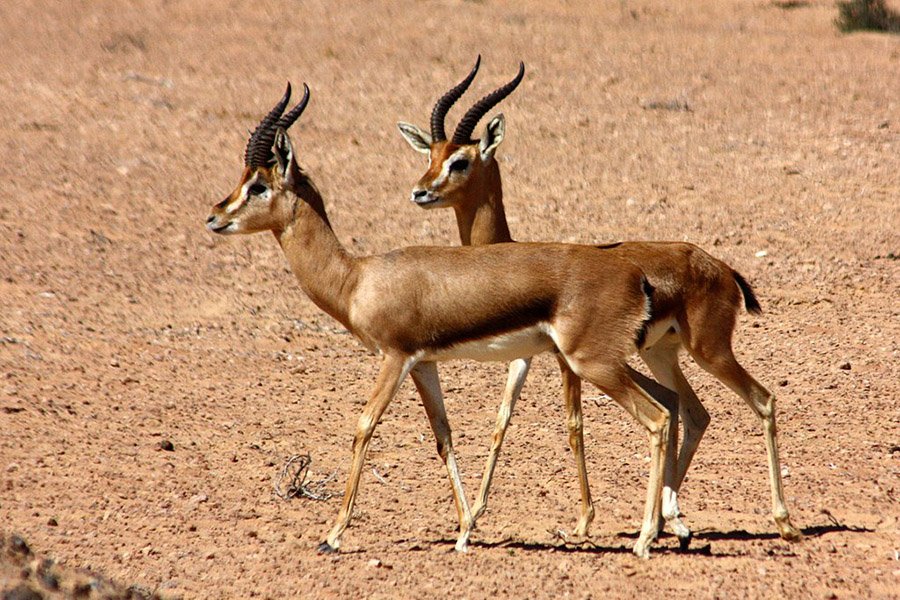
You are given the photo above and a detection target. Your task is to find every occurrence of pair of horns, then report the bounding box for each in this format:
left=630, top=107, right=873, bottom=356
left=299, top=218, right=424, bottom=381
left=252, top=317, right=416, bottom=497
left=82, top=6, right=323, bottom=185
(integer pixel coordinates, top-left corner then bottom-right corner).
left=244, top=82, right=310, bottom=168
left=430, top=55, right=525, bottom=145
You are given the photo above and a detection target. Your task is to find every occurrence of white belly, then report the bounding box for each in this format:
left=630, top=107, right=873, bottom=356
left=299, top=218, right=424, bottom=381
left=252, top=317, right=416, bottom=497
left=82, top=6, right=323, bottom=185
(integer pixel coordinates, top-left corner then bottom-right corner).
left=424, top=324, right=556, bottom=363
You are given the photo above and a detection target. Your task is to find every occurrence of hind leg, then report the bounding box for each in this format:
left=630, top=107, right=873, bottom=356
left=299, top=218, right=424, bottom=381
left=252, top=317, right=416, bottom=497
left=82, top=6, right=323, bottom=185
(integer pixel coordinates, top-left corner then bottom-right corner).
left=566, top=357, right=674, bottom=558
left=688, top=346, right=801, bottom=540
left=639, top=344, right=696, bottom=546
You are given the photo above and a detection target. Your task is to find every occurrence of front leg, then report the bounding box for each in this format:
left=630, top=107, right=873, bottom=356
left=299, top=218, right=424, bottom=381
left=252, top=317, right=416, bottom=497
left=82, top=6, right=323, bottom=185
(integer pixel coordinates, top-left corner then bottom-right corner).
left=471, top=357, right=531, bottom=524
left=557, top=356, right=594, bottom=538
left=320, top=353, right=416, bottom=553
left=410, top=361, right=475, bottom=552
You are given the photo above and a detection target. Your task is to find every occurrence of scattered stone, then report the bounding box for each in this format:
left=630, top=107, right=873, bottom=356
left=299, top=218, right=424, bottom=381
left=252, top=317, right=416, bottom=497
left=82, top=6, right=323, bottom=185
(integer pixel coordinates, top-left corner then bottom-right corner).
left=158, top=440, right=175, bottom=452
left=778, top=380, right=789, bottom=387
left=839, top=362, right=851, bottom=371
left=46, top=518, right=57, bottom=527
left=366, top=558, right=392, bottom=569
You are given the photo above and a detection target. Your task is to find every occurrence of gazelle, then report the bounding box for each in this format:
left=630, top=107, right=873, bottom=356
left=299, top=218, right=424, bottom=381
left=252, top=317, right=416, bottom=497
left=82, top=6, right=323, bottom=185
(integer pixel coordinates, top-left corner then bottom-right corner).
left=398, top=57, right=802, bottom=545
left=206, top=83, right=680, bottom=558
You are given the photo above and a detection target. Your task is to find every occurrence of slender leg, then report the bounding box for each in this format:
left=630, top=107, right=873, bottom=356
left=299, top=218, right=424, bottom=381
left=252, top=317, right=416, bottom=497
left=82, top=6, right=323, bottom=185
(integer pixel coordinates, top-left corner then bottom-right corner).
left=689, top=348, right=802, bottom=540
left=567, top=356, right=673, bottom=559
left=471, top=357, right=531, bottom=524
left=668, top=367, right=710, bottom=493
left=639, top=345, right=695, bottom=546
left=319, top=353, right=416, bottom=552
left=409, top=361, right=475, bottom=552
left=556, top=355, right=595, bottom=537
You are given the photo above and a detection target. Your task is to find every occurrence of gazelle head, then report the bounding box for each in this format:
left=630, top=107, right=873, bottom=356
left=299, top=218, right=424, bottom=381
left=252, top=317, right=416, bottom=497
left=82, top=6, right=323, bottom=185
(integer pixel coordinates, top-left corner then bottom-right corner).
left=398, top=57, right=524, bottom=211
left=206, top=83, right=310, bottom=235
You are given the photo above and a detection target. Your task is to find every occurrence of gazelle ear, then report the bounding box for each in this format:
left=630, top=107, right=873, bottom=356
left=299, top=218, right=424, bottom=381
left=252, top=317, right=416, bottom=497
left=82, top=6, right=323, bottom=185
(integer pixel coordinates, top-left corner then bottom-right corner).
left=479, top=114, right=506, bottom=161
left=397, top=122, right=433, bottom=155
left=273, top=127, right=294, bottom=182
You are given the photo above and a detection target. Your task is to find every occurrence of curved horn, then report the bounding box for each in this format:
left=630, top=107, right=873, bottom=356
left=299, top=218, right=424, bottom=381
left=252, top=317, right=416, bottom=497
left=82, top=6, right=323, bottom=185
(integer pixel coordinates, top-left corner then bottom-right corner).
left=244, top=83, right=292, bottom=168
left=430, top=55, right=481, bottom=143
left=452, top=61, right=524, bottom=145
left=276, top=83, right=311, bottom=132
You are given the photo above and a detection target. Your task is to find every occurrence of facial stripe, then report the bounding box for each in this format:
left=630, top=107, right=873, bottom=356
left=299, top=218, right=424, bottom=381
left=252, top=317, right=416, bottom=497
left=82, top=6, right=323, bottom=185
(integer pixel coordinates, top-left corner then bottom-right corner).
left=432, top=149, right=470, bottom=188
left=225, top=175, right=257, bottom=213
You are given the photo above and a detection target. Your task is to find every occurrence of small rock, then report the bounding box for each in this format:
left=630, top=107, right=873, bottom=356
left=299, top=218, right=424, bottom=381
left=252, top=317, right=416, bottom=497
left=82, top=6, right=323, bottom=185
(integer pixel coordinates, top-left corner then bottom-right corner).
left=754, top=250, right=768, bottom=258
left=189, top=493, right=208, bottom=505
left=778, top=380, right=789, bottom=387
left=839, top=362, right=851, bottom=371
left=367, top=558, right=382, bottom=568
left=46, top=518, right=57, bottom=527
left=158, top=440, right=174, bottom=451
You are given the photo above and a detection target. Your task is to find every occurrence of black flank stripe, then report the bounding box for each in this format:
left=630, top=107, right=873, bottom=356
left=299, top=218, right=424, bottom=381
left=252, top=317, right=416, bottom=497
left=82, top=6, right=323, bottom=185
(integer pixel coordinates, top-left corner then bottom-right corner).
left=426, top=297, right=555, bottom=352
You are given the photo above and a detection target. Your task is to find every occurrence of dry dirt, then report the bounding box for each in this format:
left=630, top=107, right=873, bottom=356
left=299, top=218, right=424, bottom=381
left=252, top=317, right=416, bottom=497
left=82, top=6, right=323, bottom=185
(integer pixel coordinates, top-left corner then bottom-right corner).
left=1, top=1, right=898, bottom=598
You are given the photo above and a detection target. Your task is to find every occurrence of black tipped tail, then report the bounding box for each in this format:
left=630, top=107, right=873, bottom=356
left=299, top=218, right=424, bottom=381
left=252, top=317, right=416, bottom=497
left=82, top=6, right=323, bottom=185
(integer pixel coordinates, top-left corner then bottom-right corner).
left=635, top=275, right=655, bottom=349
left=732, top=271, right=762, bottom=315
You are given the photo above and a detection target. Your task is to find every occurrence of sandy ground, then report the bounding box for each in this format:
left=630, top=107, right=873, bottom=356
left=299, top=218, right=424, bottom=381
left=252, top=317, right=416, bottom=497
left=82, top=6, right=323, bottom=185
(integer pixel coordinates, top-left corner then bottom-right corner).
left=1, top=0, right=898, bottom=598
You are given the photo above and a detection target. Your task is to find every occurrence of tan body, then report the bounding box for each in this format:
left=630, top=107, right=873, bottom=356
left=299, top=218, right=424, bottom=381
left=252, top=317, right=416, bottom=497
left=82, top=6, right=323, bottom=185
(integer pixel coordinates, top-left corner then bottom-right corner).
left=207, top=95, right=679, bottom=558
left=399, top=118, right=801, bottom=544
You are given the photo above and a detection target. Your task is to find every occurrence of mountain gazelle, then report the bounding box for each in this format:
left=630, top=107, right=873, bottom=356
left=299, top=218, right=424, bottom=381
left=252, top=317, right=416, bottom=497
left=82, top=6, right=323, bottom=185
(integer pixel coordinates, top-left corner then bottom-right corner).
left=206, top=82, right=680, bottom=557
left=398, top=57, right=802, bottom=546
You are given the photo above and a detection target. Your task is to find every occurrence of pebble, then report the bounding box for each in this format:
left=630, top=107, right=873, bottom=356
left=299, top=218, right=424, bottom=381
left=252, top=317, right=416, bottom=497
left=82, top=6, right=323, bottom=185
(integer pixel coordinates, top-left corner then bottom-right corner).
left=839, top=362, right=851, bottom=371
left=158, top=440, right=175, bottom=451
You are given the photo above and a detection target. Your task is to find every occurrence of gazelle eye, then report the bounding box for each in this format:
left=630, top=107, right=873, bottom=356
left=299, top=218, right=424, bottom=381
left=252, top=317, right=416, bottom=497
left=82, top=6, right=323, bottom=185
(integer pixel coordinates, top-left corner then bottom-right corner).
left=248, top=183, right=267, bottom=196
left=449, top=159, right=469, bottom=173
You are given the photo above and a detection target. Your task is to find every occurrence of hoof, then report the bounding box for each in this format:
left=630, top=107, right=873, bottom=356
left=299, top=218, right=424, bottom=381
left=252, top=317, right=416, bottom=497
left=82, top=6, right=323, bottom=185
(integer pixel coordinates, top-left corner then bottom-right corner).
left=454, top=531, right=471, bottom=553
left=779, top=526, right=804, bottom=542
left=678, top=530, right=693, bottom=551
left=632, top=542, right=651, bottom=560
left=317, top=541, right=338, bottom=554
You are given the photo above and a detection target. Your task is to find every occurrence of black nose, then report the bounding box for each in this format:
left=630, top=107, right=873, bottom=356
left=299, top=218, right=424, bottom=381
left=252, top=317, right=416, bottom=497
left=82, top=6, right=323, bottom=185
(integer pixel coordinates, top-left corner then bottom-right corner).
left=413, top=190, right=427, bottom=199
left=206, top=215, right=215, bottom=224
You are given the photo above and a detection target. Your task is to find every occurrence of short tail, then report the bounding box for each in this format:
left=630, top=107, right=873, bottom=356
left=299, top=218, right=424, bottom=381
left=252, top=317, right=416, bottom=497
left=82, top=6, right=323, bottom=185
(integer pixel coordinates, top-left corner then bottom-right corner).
left=732, top=270, right=762, bottom=315
left=634, top=275, right=655, bottom=349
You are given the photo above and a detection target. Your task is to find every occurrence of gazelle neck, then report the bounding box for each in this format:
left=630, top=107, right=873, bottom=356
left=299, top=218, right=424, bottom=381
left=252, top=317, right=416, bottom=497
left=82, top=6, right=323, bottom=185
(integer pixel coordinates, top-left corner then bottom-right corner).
left=454, top=160, right=514, bottom=246
left=273, top=172, right=358, bottom=329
